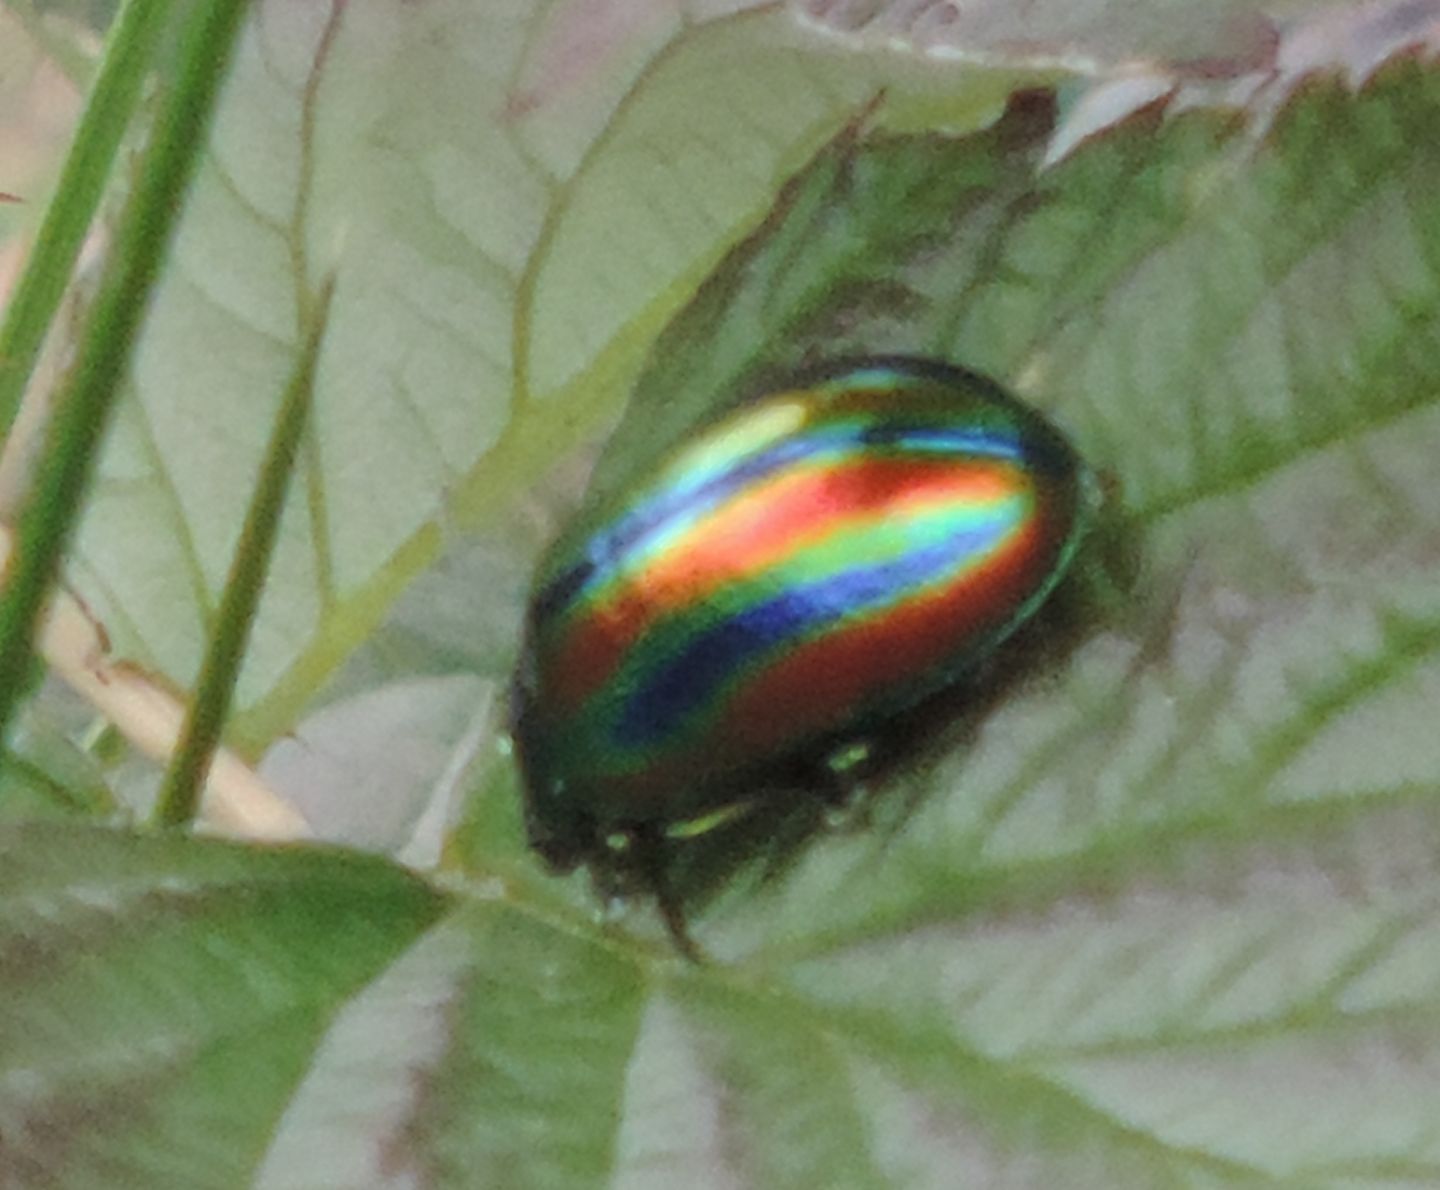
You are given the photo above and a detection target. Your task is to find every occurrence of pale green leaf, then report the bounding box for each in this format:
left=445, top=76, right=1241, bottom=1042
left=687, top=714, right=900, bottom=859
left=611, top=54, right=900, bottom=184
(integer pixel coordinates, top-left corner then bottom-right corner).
left=13, top=6, right=1440, bottom=1190
left=796, top=0, right=1298, bottom=75
left=68, top=0, right=1019, bottom=749
left=0, top=823, right=446, bottom=1188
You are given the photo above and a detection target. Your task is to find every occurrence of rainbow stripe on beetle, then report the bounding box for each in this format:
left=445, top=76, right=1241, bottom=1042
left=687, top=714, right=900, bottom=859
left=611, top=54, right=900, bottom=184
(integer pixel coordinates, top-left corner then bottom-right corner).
left=513, top=357, right=1095, bottom=951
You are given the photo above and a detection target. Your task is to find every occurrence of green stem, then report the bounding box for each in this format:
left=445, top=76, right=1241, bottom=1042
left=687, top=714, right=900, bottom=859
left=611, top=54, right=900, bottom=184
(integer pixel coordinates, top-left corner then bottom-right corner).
left=154, top=275, right=336, bottom=830
left=0, top=0, right=178, bottom=436
left=0, top=0, right=254, bottom=751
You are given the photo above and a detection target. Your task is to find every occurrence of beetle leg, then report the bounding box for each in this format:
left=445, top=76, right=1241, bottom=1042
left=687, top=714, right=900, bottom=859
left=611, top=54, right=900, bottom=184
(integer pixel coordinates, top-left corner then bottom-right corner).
left=595, top=823, right=706, bottom=962
left=629, top=823, right=706, bottom=964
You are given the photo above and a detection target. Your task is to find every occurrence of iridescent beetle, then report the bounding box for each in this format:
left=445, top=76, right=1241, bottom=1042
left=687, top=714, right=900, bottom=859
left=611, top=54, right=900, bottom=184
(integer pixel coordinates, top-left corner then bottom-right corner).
left=512, top=357, right=1092, bottom=955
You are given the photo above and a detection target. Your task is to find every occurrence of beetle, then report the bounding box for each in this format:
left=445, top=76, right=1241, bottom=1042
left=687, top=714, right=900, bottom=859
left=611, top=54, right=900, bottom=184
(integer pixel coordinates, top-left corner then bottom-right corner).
left=512, top=356, right=1092, bottom=955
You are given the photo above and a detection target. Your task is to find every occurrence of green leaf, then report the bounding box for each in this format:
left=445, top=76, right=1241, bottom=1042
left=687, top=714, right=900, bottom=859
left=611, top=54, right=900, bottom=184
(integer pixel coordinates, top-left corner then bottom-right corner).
left=583, top=93, right=1059, bottom=511
left=0, top=690, right=115, bottom=821
left=485, top=58, right=1440, bottom=1185
left=66, top=0, right=1029, bottom=750
left=17, top=10, right=1440, bottom=1190
left=518, top=6, right=1022, bottom=400
left=0, top=823, right=447, bottom=1187
left=394, top=903, right=648, bottom=1188
left=795, top=0, right=1282, bottom=75
left=260, top=672, right=496, bottom=857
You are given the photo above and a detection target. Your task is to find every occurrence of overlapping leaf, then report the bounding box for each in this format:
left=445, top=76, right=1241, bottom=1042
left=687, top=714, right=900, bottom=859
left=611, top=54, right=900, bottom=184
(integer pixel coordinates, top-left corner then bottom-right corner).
left=0, top=824, right=446, bottom=1187
left=475, top=57, right=1440, bottom=1186
left=8, top=4, right=1440, bottom=1188
left=66, top=0, right=1018, bottom=749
